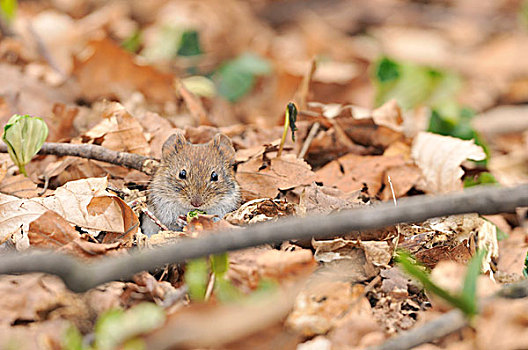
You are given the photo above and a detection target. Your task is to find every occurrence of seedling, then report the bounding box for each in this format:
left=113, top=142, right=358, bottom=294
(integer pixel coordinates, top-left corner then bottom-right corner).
left=277, top=102, right=298, bottom=157
left=2, top=114, right=48, bottom=176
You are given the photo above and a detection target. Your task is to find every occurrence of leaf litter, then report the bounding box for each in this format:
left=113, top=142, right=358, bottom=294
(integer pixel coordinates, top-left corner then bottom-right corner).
left=0, top=0, right=527, bottom=349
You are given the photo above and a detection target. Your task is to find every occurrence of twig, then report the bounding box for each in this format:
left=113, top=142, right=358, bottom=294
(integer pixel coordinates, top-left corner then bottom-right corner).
left=142, top=207, right=169, bottom=231
left=298, top=58, right=317, bottom=110
left=0, top=142, right=159, bottom=175
left=0, top=184, right=525, bottom=292
left=297, top=122, right=320, bottom=159
left=367, top=278, right=528, bottom=350
left=204, top=272, right=215, bottom=301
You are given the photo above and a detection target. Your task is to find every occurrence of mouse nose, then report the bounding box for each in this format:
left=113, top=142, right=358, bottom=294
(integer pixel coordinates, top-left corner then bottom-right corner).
left=190, top=196, right=204, bottom=208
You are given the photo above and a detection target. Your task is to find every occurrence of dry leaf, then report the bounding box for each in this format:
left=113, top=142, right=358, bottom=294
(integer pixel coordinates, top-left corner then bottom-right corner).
left=35, top=177, right=138, bottom=241
left=316, top=154, right=405, bottom=194
left=298, top=183, right=365, bottom=216
left=411, top=132, right=486, bottom=193
left=27, top=210, right=78, bottom=248
left=73, top=38, right=175, bottom=104
left=0, top=193, right=48, bottom=244
left=286, top=282, right=371, bottom=337
left=236, top=154, right=317, bottom=199
left=84, top=102, right=150, bottom=155
left=225, top=198, right=297, bottom=225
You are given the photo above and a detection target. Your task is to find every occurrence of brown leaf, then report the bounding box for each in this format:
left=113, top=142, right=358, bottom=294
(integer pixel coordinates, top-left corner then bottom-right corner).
left=298, top=182, right=364, bottom=215
left=225, top=198, right=298, bottom=225
left=27, top=211, right=78, bottom=248
left=144, top=287, right=299, bottom=349
left=313, top=238, right=391, bottom=281
left=0, top=174, right=41, bottom=198
left=0, top=193, right=48, bottom=244
left=316, top=154, right=405, bottom=194
left=380, top=164, right=422, bottom=200
left=84, top=101, right=150, bottom=156
left=73, top=38, right=175, bottom=104
left=237, top=154, right=317, bottom=199
left=0, top=273, right=90, bottom=328
left=286, top=282, right=371, bottom=337
left=35, top=177, right=139, bottom=242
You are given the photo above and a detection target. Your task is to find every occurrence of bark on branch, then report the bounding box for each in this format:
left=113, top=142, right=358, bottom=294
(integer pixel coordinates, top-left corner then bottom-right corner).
left=0, top=142, right=159, bottom=175
left=0, top=184, right=526, bottom=292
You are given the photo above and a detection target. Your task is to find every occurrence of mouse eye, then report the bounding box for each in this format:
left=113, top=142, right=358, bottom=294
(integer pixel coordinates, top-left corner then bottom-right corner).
left=179, top=169, right=187, bottom=179
left=210, top=171, right=218, bottom=182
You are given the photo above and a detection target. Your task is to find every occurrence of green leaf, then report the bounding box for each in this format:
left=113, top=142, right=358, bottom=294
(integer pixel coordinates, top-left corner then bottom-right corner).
left=62, top=324, right=85, bottom=350
left=95, top=303, right=165, bottom=350
left=0, top=0, right=17, bottom=23
left=2, top=114, right=48, bottom=176
left=463, top=172, right=498, bottom=188
left=214, top=278, right=243, bottom=302
left=396, top=251, right=477, bottom=316
left=210, top=253, right=229, bottom=277
left=122, top=30, right=142, bottom=53
left=373, top=56, right=460, bottom=110
left=216, top=53, right=271, bottom=102
left=185, top=257, right=209, bottom=301
left=177, top=30, right=202, bottom=56
left=187, top=209, right=206, bottom=221
left=461, top=249, right=486, bottom=312
left=375, top=57, right=400, bottom=82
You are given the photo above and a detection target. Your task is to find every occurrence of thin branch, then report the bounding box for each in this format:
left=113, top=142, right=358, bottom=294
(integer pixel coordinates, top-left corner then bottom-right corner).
left=0, top=142, right=159, bottom=175
left=0, top=184, right=526, bottom=292
left=297, top=122, right=320, bottom=159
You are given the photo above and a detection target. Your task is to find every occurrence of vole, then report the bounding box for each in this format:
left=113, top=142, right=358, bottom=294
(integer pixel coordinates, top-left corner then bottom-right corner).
left=142, top=131, right=241, bottom=235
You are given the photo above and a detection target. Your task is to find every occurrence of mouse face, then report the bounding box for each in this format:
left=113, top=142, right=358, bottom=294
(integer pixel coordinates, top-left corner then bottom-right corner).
left=147, top=131, right=241, bottom=229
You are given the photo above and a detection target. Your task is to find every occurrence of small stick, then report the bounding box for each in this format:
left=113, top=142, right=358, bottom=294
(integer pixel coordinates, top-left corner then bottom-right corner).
left=204, top=272, right=216, bottom=301
left=298, top=122, right=320, bottom=159
left=142, top=207, right=170, bottom=231
left=0, top=142, right=159, bottom=175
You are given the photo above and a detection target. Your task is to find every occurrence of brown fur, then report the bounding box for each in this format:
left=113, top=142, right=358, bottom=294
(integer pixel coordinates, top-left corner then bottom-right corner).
left=143, top=131, right=241, bottom=235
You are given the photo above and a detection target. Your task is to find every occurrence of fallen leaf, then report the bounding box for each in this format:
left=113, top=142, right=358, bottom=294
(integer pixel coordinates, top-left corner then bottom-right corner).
left=35, top=177, right=139, bottom=242
left=286, top=282, right=371, bottom=336
left=0, top=174, right=42, bottom=198
left=84, top=102, right=150, bottom=156
left=225, top=198, right=298, bottom=225
left=316, top=154, right=405, bottom=194
left=313, top=238, right=391, bottom=281
left=236, top=154, right=317, bottom=199
left=27, top=210, right=78, bottom=248
left=411, top=132, right=486, bottom=193
left=73, top=38, right=175, bottom=104
left=0, top=193, right=48, bottom=244
left=0, top=273, right=89, bottom=327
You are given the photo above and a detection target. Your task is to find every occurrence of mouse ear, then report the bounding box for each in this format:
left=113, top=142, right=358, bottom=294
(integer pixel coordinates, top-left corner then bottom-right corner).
left=211, top=133, right=235, bottom=161
left=162, top=130, right=187, bottom=158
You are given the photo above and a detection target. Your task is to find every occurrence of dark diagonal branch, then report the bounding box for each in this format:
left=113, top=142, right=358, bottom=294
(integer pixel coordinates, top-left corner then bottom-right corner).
left=0, top=184, right=526, bottom=292
left=0, top=142, right=159, bottom=175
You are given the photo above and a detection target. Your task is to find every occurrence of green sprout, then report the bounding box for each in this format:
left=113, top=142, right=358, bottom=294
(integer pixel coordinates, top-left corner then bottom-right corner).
left=2, top=114, right=48, bottom=176
left=277, top=102, right=298, bottom=157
